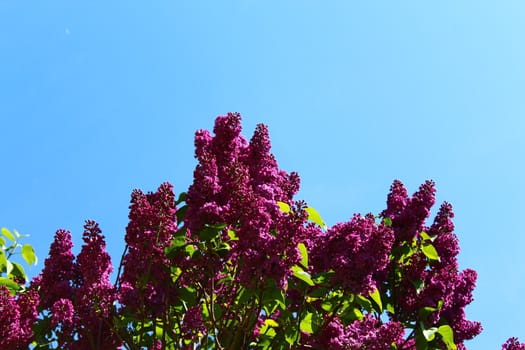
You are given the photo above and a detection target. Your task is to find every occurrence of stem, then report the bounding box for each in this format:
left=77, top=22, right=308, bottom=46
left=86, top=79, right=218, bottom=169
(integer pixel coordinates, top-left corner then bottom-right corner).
left=230, top=281, right=262, bottom=349
left=400, top=329, right=415, bottom=349
left=113, top=244, right=129, bottom=290
left=209, top=266, right=225, bottom=350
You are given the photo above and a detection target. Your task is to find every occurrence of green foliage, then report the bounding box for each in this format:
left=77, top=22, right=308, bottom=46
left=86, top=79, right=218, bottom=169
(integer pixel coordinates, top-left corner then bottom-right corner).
left=0, top=227, right=37, bottom=294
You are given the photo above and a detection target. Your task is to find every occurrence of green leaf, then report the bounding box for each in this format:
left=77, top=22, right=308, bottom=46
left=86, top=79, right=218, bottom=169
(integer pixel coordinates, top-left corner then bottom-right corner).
left=176, top=192, right=187, bottom=205
left=356, top=294, right=372, bottom=312
left=386, top=303, right=395, bottom=314
left=438, top=325, right=457, bottom=350
left=419, top=305, right=437, bottom=320
left=422, top=327, right=438, bottom=341
left=262, top=283, right=286, bottom=311
left=0, top=237, right=5, bottom=248
left=176, top=205, right=188, bottom=224
left=383, top=217, right=392, bottom=226
left=0, top=251, right=7, bottom=272
left=298, top=242, right=308, bottom=268
left=299, top=312, right=314, bottom=334
left=227, top=229, right=238, bottom=241
left=299, top=308, right=323, bottom=334
left=0, top=277, right=21, bottom=294
left=171, top=236, right=187, bottom=249
left=291, top=265, right=315, bottom=286
left=312, top=271, right=335, bottom=285
left=321, top=300, right=333, bottom=312
left=369, top=288, right=383, bottom=312
left=351, top=307, right=364, bottom=321
left=264, top=319, right=279, bottom=328
left=185, top=244, right=196, bottom=257
left=237, top=287, right=255, bottom=305
left=5, top=259, right=13, bottom=276
left=1, top=228, right=14, bottom=242
left=277, top=201, right=291, bottom=213
left=420, top=231, right=432, bottom=241
left=22, top=244, right=37, bottom=266
left=285, top=326, right=299, bottom=345
left=198, top=224, right=224, bottom=242
left=415, top=329, right=428, bottom=350
left=262, top=325, right=276, bottom=338
left=305, top=206, right=326, bottom=229
left=421, top=242, right=440, bottom=262
left=307, top=286, right=328, bottom=298
left=10, top=262, right=27, bottom=281
left=412, top=279, right=425, bottom=294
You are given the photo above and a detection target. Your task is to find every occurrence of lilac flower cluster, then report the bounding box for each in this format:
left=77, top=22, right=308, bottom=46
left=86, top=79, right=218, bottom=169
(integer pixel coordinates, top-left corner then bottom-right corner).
left=311, top=213, right=394, bottom=295
left=181, top=305, right=206, bottom=341
left=382, top=180, right=482, bottom=346
left=315, top=315, right=404, bottom=350
left=33, top=221, right=120, bottom=349
left=186, top=113, right=307, bottom=288
left=35, top=229, right=76, bottom=309
left=0, top=287, right=38, bottom=349
left=503, top=338, right=525, bottom=350
left=382, top=179, right=436, bottom=243
left=118, top=182, right=178, bottom=318
left=7, top=113, right=521, bottom=349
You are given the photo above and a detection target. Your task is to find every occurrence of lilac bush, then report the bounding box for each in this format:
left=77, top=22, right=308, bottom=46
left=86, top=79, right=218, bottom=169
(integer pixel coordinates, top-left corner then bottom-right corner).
left=1, top=112, right=524, bottom=349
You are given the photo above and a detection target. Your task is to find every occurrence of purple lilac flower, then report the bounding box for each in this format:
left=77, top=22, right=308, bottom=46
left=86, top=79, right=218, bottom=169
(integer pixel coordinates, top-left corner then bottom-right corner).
left=503, top=338, right=525, bottom=350
left=119, top=182, right=178, bottom=318
left=428, top=202, right=460, bottom=269
left=314, top=315, right=404, bottom=350
left=0, top=286, right=39, bottom=349
left=34, top=229, right=76, bottom=309
left=312, top=214, right=394, bottom=295
left=316, top=317, right=347, bottom=350
left=382, top=180, right=436, bottom=243
left=439, top=269, right=482, bottom=344
left=75, top=220, right=120, bottom=348
left=382, top=180, right=481, bottom=347
left=345, top=315, right=405, bottom=350
left=150, top=340, right=163, bottom=350
left=186, top=113, right=311, bottom=289
left=51, top=298, right=74, bottom=327
left=181, top=305, right=206, bottom=340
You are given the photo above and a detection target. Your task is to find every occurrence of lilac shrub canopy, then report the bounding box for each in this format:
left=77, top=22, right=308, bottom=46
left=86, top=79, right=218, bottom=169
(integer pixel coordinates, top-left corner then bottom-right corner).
left=0, top=112, right=523, bottom=349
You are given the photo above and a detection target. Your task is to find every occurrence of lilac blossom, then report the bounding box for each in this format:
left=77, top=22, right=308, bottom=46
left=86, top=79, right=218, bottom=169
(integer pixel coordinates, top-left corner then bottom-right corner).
left=312, top=214, right=394, bottom=295
left=74, top=220, right=120, bottom=348
left=186, top=113, right=308, bottom=288
left=118, top=182, right=177, bottom=318
left=34, top=221, right=121, bottom=349
left=33, top=229, right=76, bottom=309
left=0, top=286, right=39, bottom=349
left=314, top=315, right=404, bottom=350
left=51, top=298, right=74, bottom=327
left=382, top=180, right=436, bottom=243
left=503, top=338, right=525, bottom=350
left=382, top=180, right=481, bottom=347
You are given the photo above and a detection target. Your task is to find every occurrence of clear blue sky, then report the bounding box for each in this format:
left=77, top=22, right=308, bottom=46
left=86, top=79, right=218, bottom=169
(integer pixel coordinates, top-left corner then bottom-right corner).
left=1, top=1, right=524, bottom=348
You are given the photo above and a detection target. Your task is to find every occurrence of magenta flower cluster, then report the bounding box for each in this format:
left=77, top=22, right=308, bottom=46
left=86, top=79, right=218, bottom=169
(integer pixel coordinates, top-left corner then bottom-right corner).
left=2, top=113, right=522, bottom=349
left=0, top=286, right=38, bottom=348
left=118, top=182, right=178, bottom=318
left=186, top=112, right=308, bottom=288
left=316, top=315, right=405, bottom=350
left=31, top=221, right=120, bottom=349
left=382, top=181, right=482, bottom=345
left=311, top=213, right=394, bottom=295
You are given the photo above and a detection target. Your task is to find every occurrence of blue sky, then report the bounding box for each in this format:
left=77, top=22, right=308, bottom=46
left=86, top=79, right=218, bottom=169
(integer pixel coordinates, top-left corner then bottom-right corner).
left=1, top=1, right=524, bottom=348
